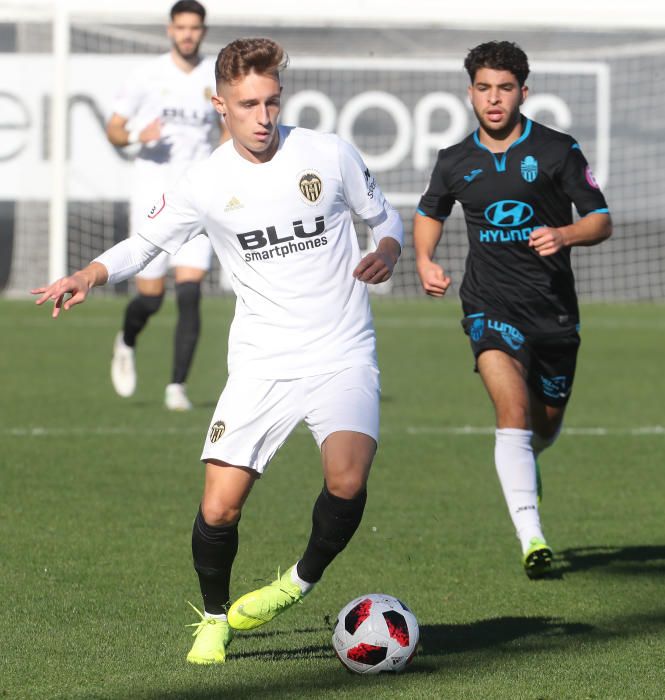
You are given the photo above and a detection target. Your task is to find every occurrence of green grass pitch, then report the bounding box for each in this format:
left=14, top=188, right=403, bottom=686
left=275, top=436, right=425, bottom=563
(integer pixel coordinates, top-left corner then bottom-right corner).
left=1, top=296, right=664, bottom=699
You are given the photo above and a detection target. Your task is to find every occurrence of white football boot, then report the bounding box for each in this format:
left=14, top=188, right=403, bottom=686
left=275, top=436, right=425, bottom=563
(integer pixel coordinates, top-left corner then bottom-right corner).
left=111, top=332, right=137, bottom=397
left=165, top=383, right=193, bottom=411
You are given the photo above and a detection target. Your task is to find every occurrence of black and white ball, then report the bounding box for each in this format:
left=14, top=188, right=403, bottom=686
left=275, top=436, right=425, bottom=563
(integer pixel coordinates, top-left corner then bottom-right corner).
left=332, top=594, right=419, bottom=674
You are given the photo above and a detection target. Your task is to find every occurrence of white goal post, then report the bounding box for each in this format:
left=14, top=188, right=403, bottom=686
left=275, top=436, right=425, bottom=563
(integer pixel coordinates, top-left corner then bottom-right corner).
left=49, top=0, right=69, bottom=283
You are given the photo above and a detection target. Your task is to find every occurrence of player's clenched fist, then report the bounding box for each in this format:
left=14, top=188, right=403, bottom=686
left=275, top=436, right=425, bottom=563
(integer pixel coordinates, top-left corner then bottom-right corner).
left=528, top=226, right=566, bottom=256
left=353, top=237, right=401, bottom=285
left=416, top=260, right=451, bottom=297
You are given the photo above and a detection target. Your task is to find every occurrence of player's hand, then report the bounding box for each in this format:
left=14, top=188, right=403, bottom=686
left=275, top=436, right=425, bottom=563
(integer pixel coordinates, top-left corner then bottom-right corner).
left=140, top=118, right=162, bottom=143
left=31, top=270, right=94, bottom=318
left=353, top=238, right=400, bottom=285
left=529, top=226, right=566, bottom=256
left=416, top=259, right=451, bottom=297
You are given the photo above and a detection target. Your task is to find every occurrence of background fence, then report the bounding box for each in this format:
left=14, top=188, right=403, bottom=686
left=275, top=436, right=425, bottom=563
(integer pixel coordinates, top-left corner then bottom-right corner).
left=1, top=3, right=663, bottom=299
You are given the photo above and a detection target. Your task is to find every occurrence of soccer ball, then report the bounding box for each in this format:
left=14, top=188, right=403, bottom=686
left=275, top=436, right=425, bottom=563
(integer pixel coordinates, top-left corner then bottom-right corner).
left=332, top=593, right=419, bottom=674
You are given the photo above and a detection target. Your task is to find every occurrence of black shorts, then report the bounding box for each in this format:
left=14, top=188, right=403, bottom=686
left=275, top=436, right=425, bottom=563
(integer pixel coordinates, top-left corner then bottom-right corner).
left=461, top=311, right=581, bottom=407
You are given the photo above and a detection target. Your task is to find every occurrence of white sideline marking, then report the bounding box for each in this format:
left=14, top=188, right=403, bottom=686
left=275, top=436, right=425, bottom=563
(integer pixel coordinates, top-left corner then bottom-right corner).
left=406, top=426, right=665, bottom=436
left=375, top=317, right=459, bottom=328
left=5, top=425, right=664, bottom=438
left=4, top=426, right=201, bottom=437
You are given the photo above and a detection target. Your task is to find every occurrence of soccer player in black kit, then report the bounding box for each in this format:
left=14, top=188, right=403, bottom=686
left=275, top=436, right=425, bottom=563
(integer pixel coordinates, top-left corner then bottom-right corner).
left=414, top=41, right=612, bottom=578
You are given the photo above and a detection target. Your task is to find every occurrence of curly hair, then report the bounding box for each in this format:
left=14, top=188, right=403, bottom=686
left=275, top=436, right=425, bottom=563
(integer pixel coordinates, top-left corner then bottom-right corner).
left=215, top=38, right=289, bottom=85
left=464, top=41, right=530, bottom=87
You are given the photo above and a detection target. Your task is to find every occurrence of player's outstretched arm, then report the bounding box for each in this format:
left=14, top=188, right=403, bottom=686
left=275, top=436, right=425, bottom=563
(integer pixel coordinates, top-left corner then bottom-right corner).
left=529, top=212, right=612, bottom=257
left=31, top=233, right=164, bottom=318
left=413, top=213, right=451, bottom=297
left=31, top=262, right=109, bottom=318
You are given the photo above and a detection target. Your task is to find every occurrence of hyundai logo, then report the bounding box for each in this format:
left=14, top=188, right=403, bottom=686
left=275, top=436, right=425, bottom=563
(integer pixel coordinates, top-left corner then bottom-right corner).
left=484, top=200, right=534, bottom=228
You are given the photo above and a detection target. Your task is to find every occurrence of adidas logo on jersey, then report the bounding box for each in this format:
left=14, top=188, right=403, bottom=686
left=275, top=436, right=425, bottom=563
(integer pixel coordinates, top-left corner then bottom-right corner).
left=224, top=196, right=243, bottom=212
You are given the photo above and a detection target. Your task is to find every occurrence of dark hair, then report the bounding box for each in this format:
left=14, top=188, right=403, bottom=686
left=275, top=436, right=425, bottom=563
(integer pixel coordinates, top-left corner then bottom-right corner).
left=464, top=41, right=530, bottom=87
left=170, top=0, right=206, bottom=22
left=215, top=38, right=289, bottom=85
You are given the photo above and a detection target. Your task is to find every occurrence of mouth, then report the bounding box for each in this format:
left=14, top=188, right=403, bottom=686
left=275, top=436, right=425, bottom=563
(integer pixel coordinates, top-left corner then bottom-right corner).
left=486, top=110, right=504, bottom=123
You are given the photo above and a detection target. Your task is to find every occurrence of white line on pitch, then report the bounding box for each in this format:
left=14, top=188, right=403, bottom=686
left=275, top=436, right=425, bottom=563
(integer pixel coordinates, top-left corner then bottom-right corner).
left=4, top=425, right=664, bottom=438
left=4, top=426, right=202, bottom=437
left=405, top=426, right=665, bottom=436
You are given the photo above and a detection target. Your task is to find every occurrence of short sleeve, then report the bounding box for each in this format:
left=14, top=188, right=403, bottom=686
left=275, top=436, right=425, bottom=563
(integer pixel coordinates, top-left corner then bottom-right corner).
left=558, top=142, right=610, bottom=217
left=417, top=154, right=456, bottom=221
left=111, top=70, right=145, bottom=119
left=337, top=138, right=388, bottom=221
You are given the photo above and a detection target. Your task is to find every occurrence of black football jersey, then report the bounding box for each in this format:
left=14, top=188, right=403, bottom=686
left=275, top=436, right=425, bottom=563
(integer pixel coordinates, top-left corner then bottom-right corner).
left=417, top=117, right=609, bottom=335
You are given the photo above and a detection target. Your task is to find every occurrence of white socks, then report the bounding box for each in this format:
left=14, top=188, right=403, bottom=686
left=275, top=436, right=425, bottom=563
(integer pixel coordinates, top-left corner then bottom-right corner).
left=291, top=563, right=315, bottom=595
left=204, top=611, right=228, bottom=620
left=495, top=428, right=544, bottom=553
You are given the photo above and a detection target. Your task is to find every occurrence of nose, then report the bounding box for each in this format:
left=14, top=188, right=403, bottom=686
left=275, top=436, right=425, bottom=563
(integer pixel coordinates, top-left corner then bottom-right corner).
left=257, top=103, right=270, bottom=125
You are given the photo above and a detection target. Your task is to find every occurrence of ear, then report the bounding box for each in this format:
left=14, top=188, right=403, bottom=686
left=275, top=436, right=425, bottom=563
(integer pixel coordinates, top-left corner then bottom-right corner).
left=211, top=94, right=226, bottom=117
left=520, top=85, right=529, bottom=105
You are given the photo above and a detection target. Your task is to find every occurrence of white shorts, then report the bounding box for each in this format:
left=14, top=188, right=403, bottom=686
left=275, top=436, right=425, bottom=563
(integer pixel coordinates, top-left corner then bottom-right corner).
left=130, top=176, right=213, bottom=280
left=200, top=365, right=380, bottom=474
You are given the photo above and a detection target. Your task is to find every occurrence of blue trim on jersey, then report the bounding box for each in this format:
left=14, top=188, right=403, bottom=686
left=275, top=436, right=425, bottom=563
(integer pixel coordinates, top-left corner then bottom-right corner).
left=466, top=312, right=485, bottom=318
left=572, top=143, right=581, bottom=150
left=585, top=208, right=610, bottom=215
left=473, top=119, right=533, bottom=172
left=416, top=208, right=447, bottom=221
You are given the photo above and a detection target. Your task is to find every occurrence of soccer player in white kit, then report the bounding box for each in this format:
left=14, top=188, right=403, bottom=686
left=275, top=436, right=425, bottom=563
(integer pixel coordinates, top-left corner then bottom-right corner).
left=106, top=1, right=223, bottom=411
left=33, top=38, right=404, bottom=665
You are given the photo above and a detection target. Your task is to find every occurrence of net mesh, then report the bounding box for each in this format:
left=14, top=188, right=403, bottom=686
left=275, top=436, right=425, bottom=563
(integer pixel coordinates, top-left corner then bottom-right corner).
left=1, top=12, right=663, bottom=300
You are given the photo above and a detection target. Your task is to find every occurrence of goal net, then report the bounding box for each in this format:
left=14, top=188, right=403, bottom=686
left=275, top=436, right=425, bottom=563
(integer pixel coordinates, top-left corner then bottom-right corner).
left=1, top=7, right=663, bottom=301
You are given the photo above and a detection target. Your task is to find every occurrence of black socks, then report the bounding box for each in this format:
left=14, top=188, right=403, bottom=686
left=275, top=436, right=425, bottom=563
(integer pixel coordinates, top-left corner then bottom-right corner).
left=297, top=483, right=367, bottom=584
left=172, top=281, right=202, bottom=384
left=191, top=508, right=239, bottom=615
left=122, top=293, right=163, bottom=347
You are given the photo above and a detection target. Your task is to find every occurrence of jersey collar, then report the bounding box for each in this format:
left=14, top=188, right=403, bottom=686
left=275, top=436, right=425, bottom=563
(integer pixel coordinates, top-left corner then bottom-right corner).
left=473, top=117, right=532, bottom=173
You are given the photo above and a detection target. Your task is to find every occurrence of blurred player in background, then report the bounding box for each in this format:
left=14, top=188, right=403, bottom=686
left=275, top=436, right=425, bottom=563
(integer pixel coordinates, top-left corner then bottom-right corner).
left=33, top=38, right=403, bottom=664
left=106, top=0, right=224, bottom=411
left=414, top=41, right=612, bottom=578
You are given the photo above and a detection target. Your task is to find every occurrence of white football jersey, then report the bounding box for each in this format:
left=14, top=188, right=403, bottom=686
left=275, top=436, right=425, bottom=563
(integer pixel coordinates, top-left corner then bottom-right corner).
left=112, top=52, right=219, bottom=180
left=137, top=126, right=391, bottom=378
